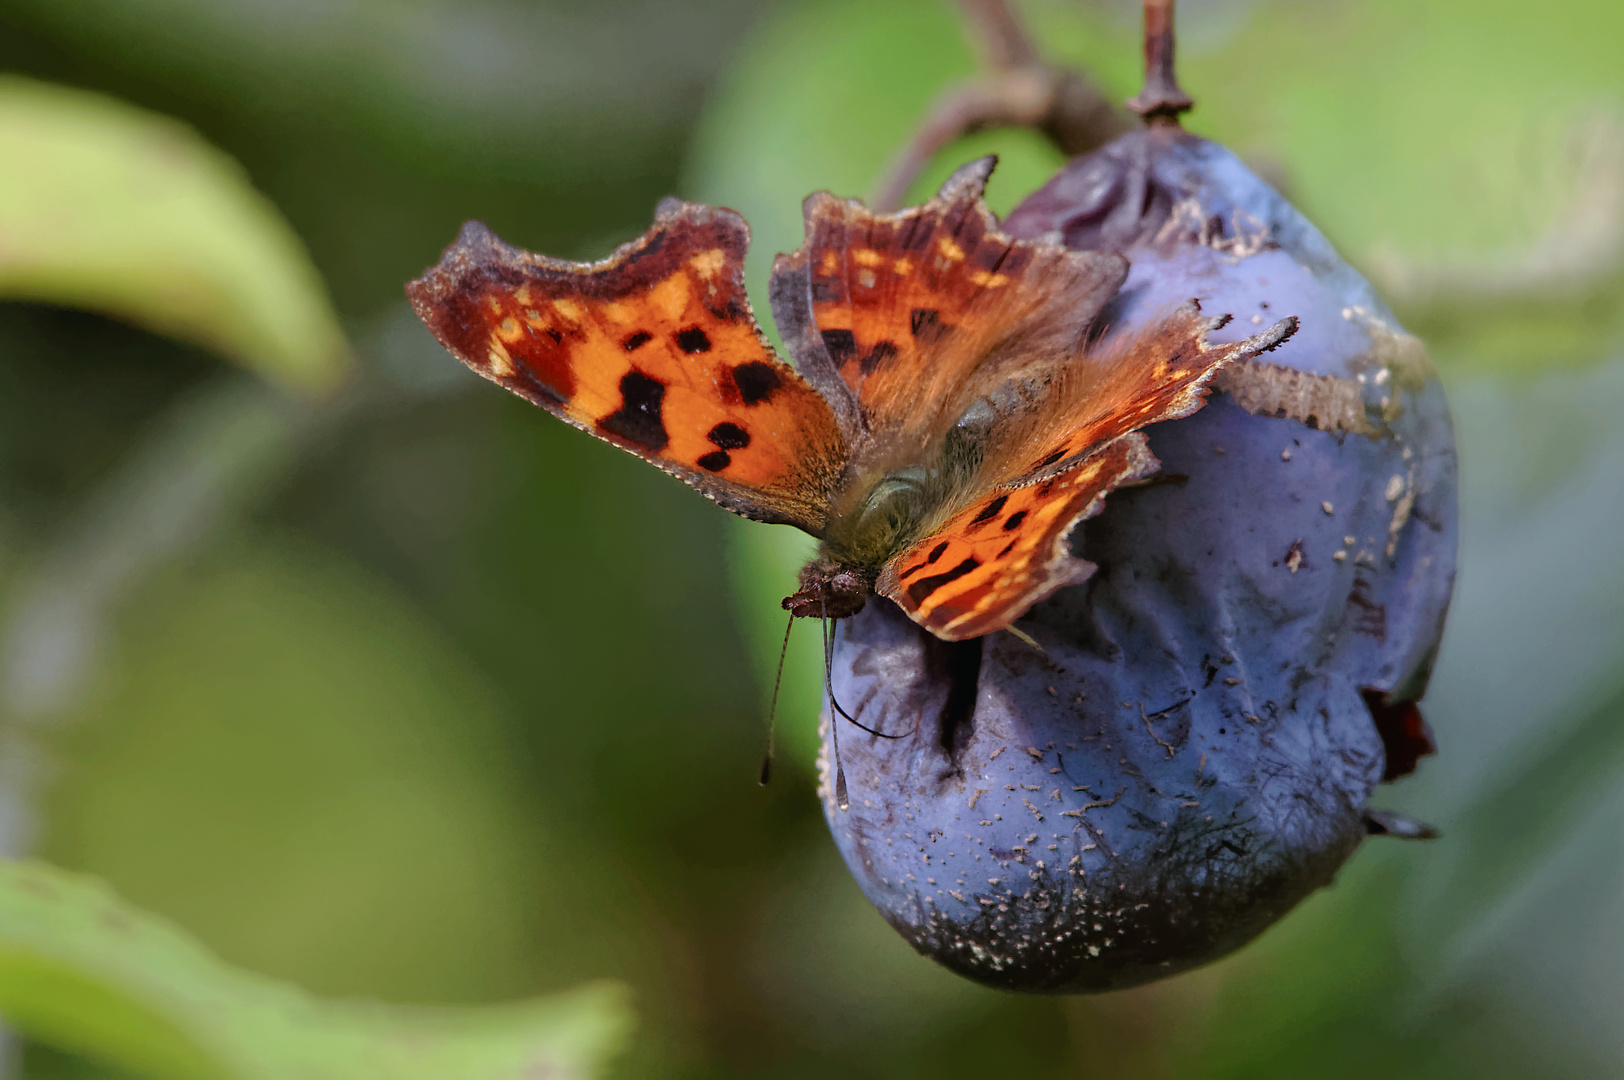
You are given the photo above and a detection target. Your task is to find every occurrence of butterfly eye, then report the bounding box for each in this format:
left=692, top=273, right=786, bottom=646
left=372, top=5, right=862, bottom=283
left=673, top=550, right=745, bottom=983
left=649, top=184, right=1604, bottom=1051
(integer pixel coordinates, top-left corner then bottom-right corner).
left=816, top=6, right=1455, bottom=993
left=847, top=474, right=930, bottom=551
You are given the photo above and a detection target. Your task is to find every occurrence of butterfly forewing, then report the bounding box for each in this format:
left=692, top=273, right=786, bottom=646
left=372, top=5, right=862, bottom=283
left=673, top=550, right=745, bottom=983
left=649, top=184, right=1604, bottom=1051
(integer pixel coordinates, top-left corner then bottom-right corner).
left=407, top=208, right=849, bottom=534
left=771, top=159, right=1127, bottom=450
left=986, top=305, right=1299, bottom=487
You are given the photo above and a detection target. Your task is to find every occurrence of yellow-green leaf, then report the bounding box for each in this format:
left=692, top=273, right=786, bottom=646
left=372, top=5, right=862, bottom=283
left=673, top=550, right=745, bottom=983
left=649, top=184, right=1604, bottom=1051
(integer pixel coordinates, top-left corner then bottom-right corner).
left=0, top=860, right=632, bottom=1080
left=0, top=76, right=350, bottom=393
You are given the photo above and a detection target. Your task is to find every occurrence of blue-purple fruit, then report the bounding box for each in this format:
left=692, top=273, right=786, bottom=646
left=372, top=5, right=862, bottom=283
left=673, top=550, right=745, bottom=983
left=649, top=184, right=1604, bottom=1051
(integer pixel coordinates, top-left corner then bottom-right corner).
left=818, top=125, right=1457, bottom=992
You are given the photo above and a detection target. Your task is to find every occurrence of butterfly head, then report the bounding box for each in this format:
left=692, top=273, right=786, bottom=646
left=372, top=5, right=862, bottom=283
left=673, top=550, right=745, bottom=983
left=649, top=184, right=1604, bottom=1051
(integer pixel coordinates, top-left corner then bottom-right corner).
left=781, top=560, right=869, bottom=622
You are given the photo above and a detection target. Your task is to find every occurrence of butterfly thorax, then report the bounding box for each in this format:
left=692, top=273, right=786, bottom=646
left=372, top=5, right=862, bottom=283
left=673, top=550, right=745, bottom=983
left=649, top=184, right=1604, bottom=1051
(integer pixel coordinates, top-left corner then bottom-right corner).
left=782, top=447, right=977, bottom=620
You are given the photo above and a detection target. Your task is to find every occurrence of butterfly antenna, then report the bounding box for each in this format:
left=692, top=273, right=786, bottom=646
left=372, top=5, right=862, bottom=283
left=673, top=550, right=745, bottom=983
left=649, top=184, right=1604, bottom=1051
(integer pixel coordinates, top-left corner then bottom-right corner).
left=820, top=612, right=850, bottom=811
left=820, top=614, right=910, bottom=741
left=759, top=612, right=795, bottom=786
left=1126, top=0, right=1193, bottom=123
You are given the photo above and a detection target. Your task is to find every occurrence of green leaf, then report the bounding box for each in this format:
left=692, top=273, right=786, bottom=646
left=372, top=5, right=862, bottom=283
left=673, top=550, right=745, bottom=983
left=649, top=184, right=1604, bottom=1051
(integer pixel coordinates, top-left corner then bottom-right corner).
left=0, top=76, right=350, bottom=393
left=0, top=859, right=632, bottom=1080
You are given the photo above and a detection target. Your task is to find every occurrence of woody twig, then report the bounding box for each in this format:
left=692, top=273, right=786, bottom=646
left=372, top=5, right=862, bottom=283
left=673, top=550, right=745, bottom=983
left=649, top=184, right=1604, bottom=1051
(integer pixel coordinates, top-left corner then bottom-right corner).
left=869, top=0, right=1128, bottom=211
left=1126, top=0, right=1193, bottom=121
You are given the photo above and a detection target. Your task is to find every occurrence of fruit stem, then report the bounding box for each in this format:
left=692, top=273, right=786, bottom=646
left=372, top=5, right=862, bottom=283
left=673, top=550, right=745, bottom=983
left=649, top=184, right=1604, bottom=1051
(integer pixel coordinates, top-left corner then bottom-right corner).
left=1126, top=0, right=1194, bottom=123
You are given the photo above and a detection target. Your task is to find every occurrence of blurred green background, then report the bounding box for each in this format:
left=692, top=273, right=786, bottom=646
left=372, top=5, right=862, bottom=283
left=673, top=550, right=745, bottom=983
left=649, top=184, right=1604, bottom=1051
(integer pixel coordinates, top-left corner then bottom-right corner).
left=0, top=0, right=1622, bottom=1076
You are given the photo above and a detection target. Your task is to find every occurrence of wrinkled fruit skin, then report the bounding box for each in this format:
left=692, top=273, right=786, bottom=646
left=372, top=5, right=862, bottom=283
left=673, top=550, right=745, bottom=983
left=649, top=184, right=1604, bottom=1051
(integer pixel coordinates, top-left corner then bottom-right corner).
left=818, top=126, right=1458, bottom=993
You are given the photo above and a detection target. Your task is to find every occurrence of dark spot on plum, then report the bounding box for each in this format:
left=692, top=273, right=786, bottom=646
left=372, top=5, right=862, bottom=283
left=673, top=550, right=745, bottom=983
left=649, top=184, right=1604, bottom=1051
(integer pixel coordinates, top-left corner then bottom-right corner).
left=1347, top=576, right=1388, bottom=642
left=597, top=370, right=668, bottom=451
left=697, top=450, right=731, bottom=472
left=622, top=330, right=652, bottom=351
left=731, top=361, right=781, bottom=405
left=676, top=326, right=711, bottom=353
left=924, top=634, right=984, bottom=768
left=707, top=422, right=750, bottom=449
left=1362, top=689, right=1435, bottom=781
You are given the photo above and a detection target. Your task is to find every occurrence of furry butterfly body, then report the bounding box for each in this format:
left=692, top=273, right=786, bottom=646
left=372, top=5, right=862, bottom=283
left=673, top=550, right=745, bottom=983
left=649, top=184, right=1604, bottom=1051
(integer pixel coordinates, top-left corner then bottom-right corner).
left=407, top=158, right=1295, bottom=641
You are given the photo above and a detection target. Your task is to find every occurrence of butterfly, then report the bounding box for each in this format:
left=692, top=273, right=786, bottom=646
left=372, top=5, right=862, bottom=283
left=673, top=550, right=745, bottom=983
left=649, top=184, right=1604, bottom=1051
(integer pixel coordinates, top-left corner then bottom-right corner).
left=407, top=158, right=1294, bottom=644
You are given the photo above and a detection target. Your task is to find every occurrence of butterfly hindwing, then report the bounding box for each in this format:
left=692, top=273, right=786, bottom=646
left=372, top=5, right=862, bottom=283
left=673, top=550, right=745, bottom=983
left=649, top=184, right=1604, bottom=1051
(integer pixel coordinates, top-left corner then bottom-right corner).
left=407, top=206, right=849, bottom=534
left=876, top=435, right=1156, bottom=641
left=876, top=307, right=1300, bottom=640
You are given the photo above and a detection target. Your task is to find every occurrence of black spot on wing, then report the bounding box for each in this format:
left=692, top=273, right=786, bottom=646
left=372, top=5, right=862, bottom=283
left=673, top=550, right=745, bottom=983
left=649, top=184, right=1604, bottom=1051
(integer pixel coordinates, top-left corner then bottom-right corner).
left=622, top=330, right=652, bottom=352
left=970, top=494, right=1009, bottom=525
left=707, top=422, right=750, bottom=449
left=597, top=370, right=668, bottom=451
left=859, top=340, right=899, bottom=374
left=821, top=329, right=857, bottom=366
left=908, top=557, right=981, bottom=606
left=1031, top=447, right=1068, bottom=471
left=910, top=308, right=940, bottom=337
left=675, top=326, right=711, bottom=353
left=927, top=541, right=949, bottom=564
left=731, top=361, right=782, bottom=405
left=697, top=450, right=731, bottom=472
left=1003, top=510, right=1028, bottom=531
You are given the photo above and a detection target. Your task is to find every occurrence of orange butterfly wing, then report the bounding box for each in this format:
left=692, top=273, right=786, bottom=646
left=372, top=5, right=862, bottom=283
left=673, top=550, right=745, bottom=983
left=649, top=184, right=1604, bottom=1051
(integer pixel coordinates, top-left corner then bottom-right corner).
left=407, top=205, right=849, bottom=534
left=876, top=435, right=1157, bottom=641
left=875, top=306, right=1298, bottom=640
left=770, top=158, right=1128, bottom=449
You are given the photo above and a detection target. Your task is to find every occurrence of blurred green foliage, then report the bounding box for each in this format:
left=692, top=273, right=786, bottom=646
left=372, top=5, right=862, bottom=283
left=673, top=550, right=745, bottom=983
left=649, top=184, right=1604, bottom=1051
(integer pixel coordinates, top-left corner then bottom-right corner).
left=0, top=861, right=629, bottom=1080
left=0, top=79, right=348, bottom=394
left=0, top=1, right=1622, bottom=1078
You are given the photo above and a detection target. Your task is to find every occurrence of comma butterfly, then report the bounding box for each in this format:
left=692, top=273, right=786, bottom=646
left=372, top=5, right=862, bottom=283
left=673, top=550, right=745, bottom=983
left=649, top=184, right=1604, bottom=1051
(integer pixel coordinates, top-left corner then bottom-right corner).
left=407, top=158, right=1294, bottom=642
